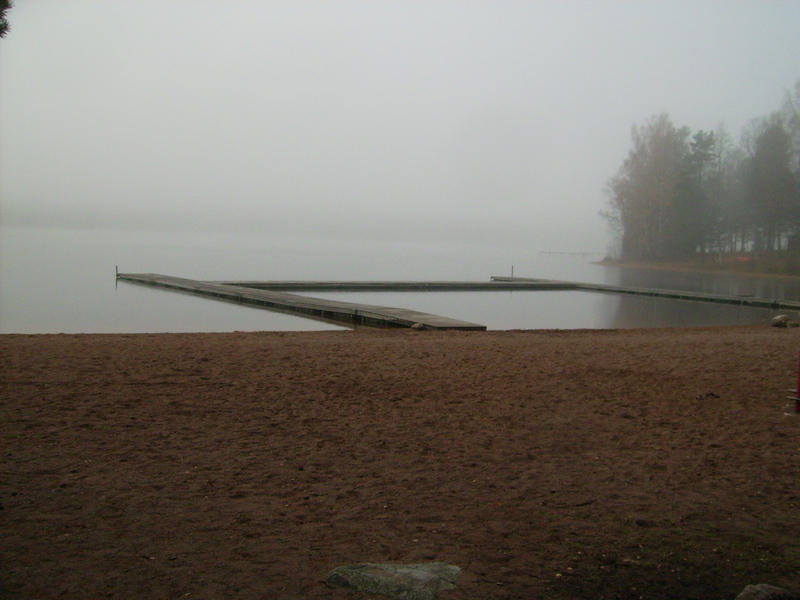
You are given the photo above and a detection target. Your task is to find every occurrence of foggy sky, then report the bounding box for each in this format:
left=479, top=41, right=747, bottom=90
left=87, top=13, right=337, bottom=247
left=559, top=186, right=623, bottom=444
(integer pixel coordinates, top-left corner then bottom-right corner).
left=1, top=1, right=799, bottom=252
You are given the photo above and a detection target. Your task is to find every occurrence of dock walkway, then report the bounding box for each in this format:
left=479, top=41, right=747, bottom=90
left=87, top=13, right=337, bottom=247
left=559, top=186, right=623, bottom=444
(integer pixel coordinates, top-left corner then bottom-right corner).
left=216, top=280, right=574, bottom=291
left=117, top=273, right=487, bottom=330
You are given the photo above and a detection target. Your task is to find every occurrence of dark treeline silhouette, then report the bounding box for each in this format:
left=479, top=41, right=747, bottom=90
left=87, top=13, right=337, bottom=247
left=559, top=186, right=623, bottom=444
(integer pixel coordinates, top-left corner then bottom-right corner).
left=603, top=81, right=800, bottom=272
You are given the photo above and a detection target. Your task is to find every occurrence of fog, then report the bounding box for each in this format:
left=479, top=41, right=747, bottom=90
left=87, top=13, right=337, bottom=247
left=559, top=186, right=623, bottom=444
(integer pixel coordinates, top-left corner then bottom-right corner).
left=1, top=1, right=799, bottom=252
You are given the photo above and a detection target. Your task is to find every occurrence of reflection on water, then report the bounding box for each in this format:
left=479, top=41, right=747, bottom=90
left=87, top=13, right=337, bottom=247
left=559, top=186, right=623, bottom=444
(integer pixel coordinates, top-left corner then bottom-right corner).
left=606, top=264, right=800, bottom=301
left=0, top=225, right=794, bottom=332
left=306, top=289, right=777, bottom=330
left=603, top=264, right=797, bottom=329
left=608, top=293, right=775, bottom=329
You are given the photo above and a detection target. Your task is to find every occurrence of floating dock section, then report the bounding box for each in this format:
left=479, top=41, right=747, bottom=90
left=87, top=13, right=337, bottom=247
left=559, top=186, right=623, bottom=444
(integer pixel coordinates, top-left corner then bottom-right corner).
left=117, top=273, right=487, bottom=330
left=216, top=280, right=575, bottom=291
left=490, top=276, right=800, bottom=311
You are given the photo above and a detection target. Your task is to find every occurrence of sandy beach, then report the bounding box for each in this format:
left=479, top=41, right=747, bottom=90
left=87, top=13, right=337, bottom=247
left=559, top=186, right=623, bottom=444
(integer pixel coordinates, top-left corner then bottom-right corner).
left=2, top=326, right=799, bottom=599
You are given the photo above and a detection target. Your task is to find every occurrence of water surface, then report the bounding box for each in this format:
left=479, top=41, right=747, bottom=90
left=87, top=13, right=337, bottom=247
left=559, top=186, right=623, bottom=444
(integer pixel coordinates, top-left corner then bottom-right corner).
left=0, top=226, right=789, bottom=333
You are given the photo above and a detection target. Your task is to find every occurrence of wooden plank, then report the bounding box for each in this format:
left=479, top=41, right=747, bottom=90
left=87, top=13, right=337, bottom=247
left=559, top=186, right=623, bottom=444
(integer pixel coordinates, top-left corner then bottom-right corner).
left=117, top=273, right=487, bottom=330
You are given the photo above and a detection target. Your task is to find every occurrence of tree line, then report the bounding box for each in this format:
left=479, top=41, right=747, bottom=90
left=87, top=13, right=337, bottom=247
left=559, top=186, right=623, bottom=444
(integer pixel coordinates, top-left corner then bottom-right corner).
left=0, top=1, right=11, bottom=38
left=603, top=81, right=800, bottom=270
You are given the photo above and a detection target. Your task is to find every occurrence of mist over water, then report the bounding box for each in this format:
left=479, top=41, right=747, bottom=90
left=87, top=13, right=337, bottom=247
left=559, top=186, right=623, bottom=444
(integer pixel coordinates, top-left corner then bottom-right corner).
left=0, top=226, right=783, bottom=333
left=1, top=4, right=798, bottom=332
left=2, top=3, right=799, bottom=257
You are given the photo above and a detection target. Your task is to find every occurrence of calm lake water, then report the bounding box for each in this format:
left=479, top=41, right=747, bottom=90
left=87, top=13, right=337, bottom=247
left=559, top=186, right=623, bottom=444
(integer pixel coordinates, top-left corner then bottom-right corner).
left=1, top=225, right=794, bottom=333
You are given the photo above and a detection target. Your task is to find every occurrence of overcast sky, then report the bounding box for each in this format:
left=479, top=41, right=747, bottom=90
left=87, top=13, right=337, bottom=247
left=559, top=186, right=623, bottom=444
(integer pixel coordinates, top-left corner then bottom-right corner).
left=1, top=1, right=799, bottom=252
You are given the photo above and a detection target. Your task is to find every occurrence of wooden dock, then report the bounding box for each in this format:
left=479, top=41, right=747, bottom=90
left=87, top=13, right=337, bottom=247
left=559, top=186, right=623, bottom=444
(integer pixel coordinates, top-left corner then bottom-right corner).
left=490, top=276, right=800, bottom=311
left=117, top=272, right=796, bottom=331
left=224, top=277, right=800, bottom=310
left=116, top=273, right=487, bottom=330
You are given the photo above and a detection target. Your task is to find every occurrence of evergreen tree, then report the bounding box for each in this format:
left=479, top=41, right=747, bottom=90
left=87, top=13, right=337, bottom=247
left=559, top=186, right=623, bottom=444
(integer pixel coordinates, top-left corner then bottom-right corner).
left=671, top=131, right=715, bottom=257
left=745, top=116, right=797, bottom=251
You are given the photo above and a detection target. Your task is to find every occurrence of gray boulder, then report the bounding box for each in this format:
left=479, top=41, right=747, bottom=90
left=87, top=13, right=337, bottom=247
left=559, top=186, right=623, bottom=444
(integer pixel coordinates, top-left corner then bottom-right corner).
left=326, top=562, right=460, bottom=600
left=771, top=315, right=798, bottom=327
left=736, top=583, right=800, bottom=600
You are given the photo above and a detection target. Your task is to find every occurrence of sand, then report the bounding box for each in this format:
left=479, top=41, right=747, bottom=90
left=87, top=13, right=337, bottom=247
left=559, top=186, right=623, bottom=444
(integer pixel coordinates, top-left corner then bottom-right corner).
left=2, top=326, right=799, bottom=599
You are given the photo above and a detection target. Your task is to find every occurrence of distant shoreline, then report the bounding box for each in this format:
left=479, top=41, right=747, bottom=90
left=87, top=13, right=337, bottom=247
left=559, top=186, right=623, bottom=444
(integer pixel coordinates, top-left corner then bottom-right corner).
left=597, top=258, right=800, bottom=281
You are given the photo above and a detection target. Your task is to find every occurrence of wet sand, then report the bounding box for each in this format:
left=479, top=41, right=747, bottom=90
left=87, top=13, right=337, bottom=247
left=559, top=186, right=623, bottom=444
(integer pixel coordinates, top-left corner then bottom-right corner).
left=2, top=327, right=799, bottom=599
